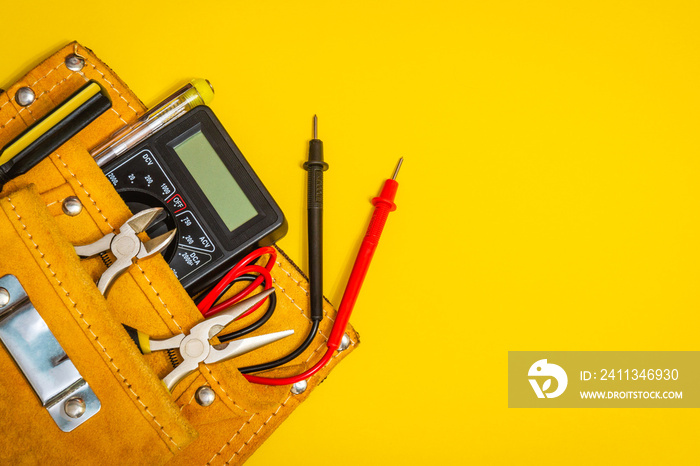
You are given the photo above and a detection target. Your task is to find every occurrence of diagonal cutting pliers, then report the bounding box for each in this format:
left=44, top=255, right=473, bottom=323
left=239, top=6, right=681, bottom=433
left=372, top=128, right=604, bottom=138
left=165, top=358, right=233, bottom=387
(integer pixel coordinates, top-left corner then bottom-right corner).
left=74, top=207, right=176, bottom=294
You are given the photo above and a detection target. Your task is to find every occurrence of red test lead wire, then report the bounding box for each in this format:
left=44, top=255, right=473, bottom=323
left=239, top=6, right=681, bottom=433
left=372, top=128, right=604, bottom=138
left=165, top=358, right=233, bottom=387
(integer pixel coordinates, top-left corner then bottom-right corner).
left=244, top=158, right=403, bottom=385
left=197, top=247, right=277, bottom=318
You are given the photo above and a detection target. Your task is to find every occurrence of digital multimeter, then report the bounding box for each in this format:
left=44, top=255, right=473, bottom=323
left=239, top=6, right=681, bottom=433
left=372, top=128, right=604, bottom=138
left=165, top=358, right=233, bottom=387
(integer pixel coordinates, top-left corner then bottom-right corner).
left=102, top=106, right=287, bottom=295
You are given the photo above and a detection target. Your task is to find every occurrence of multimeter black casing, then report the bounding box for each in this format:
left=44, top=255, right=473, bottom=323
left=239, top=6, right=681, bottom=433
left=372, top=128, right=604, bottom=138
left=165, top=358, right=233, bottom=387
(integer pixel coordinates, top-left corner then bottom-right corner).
left=102, top=106, right=287, bottom=296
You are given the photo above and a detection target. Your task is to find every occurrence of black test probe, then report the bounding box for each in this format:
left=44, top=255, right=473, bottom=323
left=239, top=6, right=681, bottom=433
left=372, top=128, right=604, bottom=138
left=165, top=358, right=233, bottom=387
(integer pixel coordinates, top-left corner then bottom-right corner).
left=303, top=115, right=328, bottom=322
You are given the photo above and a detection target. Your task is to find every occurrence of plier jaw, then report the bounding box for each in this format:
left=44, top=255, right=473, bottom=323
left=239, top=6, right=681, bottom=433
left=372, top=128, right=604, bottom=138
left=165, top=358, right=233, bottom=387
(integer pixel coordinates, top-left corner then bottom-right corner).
left=73, top=208, right=176, bottom=294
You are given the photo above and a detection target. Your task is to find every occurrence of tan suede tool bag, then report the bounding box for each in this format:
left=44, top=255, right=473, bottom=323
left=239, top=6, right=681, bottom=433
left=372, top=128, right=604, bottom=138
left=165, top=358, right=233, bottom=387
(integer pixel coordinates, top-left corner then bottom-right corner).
left=0, top=42, right=358, bottom=465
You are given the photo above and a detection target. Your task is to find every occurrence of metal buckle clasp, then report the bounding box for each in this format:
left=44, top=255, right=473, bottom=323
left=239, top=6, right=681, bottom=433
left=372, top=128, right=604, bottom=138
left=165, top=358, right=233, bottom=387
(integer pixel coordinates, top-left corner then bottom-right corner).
left=0, top=275, right=100, bottom=432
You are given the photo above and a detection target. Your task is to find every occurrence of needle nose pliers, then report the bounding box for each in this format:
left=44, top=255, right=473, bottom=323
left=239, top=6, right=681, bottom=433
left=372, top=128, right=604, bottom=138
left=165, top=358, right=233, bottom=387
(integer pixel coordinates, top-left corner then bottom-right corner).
left=123, top=289, right=294, bottom=391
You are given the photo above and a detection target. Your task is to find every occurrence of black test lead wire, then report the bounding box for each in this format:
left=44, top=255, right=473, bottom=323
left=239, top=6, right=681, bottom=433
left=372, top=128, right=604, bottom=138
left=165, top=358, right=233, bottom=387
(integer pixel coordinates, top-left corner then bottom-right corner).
left=217, top=274, right=278, bottom=343
left=238, top=116, right=327, bottom=374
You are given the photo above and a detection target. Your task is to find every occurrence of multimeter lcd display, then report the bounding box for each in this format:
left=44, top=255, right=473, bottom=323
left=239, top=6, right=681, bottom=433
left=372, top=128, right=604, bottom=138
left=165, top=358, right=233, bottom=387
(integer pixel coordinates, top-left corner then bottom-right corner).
left=173, top=131, right=257, bottom=231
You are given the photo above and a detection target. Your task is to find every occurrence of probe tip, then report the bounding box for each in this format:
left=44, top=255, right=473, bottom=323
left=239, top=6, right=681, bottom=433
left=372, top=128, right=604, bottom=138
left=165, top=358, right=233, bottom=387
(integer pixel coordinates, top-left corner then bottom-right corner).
left=392, top=158, right=404, bottom=180
left=313, top=115, right=318, bottom=139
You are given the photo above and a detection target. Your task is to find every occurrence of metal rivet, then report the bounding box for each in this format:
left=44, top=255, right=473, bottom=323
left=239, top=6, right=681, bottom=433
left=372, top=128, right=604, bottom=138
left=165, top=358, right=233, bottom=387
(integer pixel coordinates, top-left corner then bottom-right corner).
left=62, top=196, right=83, bottom=216
left=338, top=333, right=351, bottom=352
left=64, top=397, right=86, bottom=418
left=195, top=386, right=216, bottom=407
left=15, top=87, right=35, bottom=107
left=65, top=54, right=85, bottom=72
left=0, top=288, right=9, bottom=308
left=291, top=380, right=307, bottom=395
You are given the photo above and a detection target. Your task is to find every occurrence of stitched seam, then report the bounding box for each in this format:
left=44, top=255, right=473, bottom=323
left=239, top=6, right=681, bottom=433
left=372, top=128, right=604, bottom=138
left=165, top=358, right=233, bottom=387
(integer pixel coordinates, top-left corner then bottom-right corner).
left=202, top=365, right=249, bottom=414
left=74, top=69, right=128, bottom=125
left=54, top=153, right=115, bottom=231
left=275, top=261, right=309, bottom=294
left=1, top=111, right=21, bottom=130
left=0, top=70, right=82, bottom=131
left=206, top=413, right=256, bottom=465
left=134, top=263, right=183, bottom=331
left=180, top=385, right=198, bottom=411
left=108, top=107, right=129, bottom=125
left=304, top=334, right=357, bottom=365
left=181, top=388, right=199, bottom=410
left=275, top=260, right=333, bottom=321
left=273, top=258, right=360, bottom=344
left=80, top=53, right=140, bottom=118
left=0, top=60, right=65, bottom=113
left=273, top=275, right=331, bottom=339
left=28, top=70, right=86, bottom=109
left=29, top=60, right=66, bottom=88
left=224, top=395, right=293, bottom=464
left=6, top=196, right=181, bottom=450
left=24, top=106, right=36, bottom=122
left=304, top=342, right=327, bottom=363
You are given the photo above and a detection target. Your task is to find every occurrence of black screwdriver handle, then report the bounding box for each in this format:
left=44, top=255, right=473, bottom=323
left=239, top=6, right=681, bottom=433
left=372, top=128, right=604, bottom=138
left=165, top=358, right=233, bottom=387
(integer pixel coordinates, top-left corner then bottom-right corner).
left=303, top=137, right=328, bottom=322
left=0, top=81, right=111, bottom=188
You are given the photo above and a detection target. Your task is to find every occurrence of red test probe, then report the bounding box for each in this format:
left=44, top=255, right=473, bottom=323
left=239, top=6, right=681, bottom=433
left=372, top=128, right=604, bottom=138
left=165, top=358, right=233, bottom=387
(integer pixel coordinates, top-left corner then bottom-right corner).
left=244, top=158, right=403, bottom=385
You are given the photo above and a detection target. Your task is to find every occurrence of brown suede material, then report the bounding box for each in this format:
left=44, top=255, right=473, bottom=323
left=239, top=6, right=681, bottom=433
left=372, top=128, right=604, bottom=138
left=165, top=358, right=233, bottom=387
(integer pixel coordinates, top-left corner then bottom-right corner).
left=0, top=42, right=359, bottom=465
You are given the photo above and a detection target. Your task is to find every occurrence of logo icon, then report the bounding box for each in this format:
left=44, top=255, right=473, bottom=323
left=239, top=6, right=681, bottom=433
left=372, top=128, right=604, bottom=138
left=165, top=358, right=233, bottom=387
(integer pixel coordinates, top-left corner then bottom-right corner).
left=528, top=359, right=568, bottom=398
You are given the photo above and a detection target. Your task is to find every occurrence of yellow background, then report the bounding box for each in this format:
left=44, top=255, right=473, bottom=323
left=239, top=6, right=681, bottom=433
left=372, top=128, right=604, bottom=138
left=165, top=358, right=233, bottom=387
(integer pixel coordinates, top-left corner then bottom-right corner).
left=2, top=1, right=699, bottom=464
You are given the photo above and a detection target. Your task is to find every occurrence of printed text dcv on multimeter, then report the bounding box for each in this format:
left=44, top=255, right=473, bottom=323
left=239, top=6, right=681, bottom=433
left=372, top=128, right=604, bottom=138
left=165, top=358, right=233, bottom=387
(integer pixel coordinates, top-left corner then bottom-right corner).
left=102, top=106, right=287, bottom=295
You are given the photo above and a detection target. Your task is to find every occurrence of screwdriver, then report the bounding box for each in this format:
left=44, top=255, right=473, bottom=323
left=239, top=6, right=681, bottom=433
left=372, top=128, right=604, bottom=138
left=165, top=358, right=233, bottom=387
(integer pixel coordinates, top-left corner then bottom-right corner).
left=0, top=81, right=111, bottom=188
left=303, top=115, right=328, bottom=322
left=245, top=158, right=403, bottom=385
